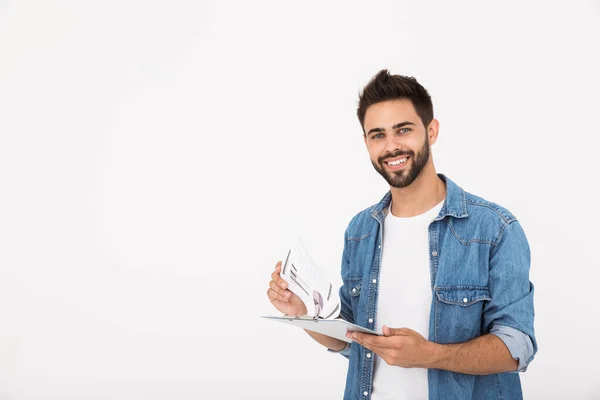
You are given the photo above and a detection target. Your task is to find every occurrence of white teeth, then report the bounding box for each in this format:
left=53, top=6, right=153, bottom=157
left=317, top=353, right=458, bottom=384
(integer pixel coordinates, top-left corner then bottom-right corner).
left=388, top=158, right=407, bottom=166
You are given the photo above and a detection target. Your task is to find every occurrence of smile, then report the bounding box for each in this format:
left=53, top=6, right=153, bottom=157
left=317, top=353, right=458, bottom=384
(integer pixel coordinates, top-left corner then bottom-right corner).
left=387, top=158, right=407, bottom=166
left=384, top=156, right=410, bottom=170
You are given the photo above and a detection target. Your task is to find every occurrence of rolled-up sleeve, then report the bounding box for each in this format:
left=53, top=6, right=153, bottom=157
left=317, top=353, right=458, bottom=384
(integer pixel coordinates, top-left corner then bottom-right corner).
left=327, top=341, right=352, bottom=358
left=490, top=324, right=534, bottom=372
left=483, top=220, right=538, bottom=371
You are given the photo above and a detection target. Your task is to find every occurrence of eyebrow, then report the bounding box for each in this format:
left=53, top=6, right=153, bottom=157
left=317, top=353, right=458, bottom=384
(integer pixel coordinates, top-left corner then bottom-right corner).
left=367, top=121, right=415, bottom=136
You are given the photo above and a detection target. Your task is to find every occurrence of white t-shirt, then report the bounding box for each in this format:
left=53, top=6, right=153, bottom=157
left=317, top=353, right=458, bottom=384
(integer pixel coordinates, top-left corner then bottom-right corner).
left=371, top=200, right=444, bottom=400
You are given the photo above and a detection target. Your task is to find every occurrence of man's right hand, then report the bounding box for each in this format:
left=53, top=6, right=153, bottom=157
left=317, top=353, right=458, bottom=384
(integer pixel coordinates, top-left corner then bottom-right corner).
left=266, top=261, right=348, bottom=352
left=267, top=261, right=307, bottom=316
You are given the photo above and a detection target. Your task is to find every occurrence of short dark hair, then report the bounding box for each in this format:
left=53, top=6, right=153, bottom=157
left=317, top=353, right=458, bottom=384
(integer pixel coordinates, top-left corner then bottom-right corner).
left=357, top=70, right=433, bottom=133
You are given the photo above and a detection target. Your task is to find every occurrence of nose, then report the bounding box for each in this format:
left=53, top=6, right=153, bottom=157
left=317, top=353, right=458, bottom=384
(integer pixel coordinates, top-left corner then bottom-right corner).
left=384, top=134, right=402, bottom=155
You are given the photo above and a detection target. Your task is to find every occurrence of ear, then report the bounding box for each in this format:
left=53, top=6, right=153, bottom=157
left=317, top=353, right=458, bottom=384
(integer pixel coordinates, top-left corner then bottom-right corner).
left=427, top=119, right=440, bottom=145
left=363, top=133, right=368, bottom=147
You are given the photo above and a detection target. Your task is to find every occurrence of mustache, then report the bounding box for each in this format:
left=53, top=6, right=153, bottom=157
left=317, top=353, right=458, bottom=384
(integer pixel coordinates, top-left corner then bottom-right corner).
left=379, top=150, right=414, bottom=164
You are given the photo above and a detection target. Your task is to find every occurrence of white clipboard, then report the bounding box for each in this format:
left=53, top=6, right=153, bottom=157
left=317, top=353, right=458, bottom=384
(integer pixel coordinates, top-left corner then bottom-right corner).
left=261, top=315, right=382, bottom=343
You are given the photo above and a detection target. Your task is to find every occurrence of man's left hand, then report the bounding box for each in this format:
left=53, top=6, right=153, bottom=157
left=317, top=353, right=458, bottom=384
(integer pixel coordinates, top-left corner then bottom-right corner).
left=347, top=326, right=434, bottom=368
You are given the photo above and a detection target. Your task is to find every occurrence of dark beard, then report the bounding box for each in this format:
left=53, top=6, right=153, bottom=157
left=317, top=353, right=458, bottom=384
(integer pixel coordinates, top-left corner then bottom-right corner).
left=371, top=135, right=430, bottom=188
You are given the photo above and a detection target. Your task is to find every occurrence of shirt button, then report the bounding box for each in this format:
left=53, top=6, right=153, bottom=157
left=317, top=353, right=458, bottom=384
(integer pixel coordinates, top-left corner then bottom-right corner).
left=367, top=352, right=372, bottom=358
left=352, top=288, right=357, bottom=293
left=378, top=245, right=381, bottom=249
left=463, top=298, right=468, bottom=303
left=372, top=279, right=377, bottom=284
left=364, top=391, right=368, bottom=396
left=368, top=318, right=373, bottom=323
left=432, top=251, right=438, bottom=256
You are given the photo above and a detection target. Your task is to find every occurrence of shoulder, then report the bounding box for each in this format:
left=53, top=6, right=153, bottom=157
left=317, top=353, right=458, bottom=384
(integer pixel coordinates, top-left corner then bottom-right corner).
left=345, top=204, right=377, bottom=239
left=464, top=191, right=517, bottom=225
left=445, top=188, right=526, bottom=247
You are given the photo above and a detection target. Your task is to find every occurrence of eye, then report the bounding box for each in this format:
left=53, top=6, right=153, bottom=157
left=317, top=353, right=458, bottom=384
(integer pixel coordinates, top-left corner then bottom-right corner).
left=372, top=133, right=384, bottom=139
left=397, top=128, right=411, bottom=134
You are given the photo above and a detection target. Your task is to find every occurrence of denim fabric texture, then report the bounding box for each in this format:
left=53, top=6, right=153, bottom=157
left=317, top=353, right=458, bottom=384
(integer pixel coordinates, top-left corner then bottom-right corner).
left=335, top=174, right=537, bottom=400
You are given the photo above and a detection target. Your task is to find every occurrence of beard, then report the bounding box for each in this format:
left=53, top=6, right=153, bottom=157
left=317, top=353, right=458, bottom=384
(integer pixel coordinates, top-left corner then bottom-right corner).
left=371, top=135, right=430, bottom=188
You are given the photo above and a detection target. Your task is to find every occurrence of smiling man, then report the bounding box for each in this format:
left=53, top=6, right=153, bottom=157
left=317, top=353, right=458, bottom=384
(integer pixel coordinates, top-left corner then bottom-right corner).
left=267, top=70, right=537, bottom=400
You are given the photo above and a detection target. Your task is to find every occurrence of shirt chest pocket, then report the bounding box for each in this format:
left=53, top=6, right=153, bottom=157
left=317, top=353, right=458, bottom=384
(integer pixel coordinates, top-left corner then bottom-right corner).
left=435, top=287, right=491, bottom=306
left=433, top=287, right=491, bottom=342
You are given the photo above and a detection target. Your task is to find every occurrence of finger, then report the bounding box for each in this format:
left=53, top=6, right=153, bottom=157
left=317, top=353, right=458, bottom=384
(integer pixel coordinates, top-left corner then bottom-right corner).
left=267, top=287, right=288, bottom=303
left=382, top=326, right=412, bottom=336
left=347, top=332, right=384, bottom=354
left=267, top=287, right=277, bottom=302
left=271, top=262, right=287, bottom=290
left=348, top=331, right=387, bottom=348
left=271, top=270, right=288, bottom=290
left=269, top=280, right=292, bottom=301
left=382, top=326, right=394, bottom=336
left=346, top=331, right=367, bottom=346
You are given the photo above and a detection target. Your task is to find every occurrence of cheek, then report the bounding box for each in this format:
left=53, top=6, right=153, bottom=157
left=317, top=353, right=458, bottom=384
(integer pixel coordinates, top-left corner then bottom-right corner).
left=365, top=144, right=381, bottom=160
left=371, top=149, right=386, bottom=164
left=408, top=136, right=424, bottom=147
left=410, top=138, right=428, bottom=154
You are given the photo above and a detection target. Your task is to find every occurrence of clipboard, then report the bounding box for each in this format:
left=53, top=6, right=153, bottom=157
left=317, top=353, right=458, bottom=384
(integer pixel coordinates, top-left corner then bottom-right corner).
left=261, top=315, right=382, bottom=343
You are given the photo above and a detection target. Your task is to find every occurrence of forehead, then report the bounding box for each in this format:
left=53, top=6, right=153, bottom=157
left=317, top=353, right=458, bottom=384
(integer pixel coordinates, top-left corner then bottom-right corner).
left=363, top=99, right=420, bottom=130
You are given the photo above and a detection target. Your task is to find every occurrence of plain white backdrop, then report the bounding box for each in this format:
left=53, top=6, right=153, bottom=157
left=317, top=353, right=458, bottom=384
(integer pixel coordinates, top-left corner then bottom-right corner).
left=1, top=0, right=599, bottom=399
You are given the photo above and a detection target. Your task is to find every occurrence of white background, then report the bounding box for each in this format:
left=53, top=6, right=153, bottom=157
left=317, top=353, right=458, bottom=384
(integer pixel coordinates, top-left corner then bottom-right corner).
left=1, top=1, right=599, bottom=399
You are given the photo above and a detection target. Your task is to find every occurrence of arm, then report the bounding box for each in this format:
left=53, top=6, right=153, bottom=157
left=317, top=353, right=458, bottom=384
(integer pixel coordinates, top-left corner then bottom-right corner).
left=426, top=333, right=517, bottom=374
left=428, top=219, right=536, bottom=374
left=349, top=326, right=516, bottom=375
left=304, top=330, right=347, bottom=352
left=483, top=220, right=537, bottom=371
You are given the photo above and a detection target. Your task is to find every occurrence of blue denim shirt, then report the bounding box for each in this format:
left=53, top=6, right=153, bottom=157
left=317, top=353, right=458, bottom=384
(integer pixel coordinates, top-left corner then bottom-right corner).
left=332, top=174, right=537, bottom=400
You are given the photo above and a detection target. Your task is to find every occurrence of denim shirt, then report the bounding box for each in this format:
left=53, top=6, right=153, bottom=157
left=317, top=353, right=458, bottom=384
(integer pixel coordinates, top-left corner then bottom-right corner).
left=333, top=174, right=537, bottom=400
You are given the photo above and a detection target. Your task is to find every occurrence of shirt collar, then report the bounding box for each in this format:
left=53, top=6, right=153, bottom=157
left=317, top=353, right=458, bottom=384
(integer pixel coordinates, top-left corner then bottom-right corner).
left=370, top=174, right=468, bottom=222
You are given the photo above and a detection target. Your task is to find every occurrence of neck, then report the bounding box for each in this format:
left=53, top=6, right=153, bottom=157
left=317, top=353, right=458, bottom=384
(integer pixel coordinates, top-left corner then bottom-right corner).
left=389, top=161, right=446, bottom=218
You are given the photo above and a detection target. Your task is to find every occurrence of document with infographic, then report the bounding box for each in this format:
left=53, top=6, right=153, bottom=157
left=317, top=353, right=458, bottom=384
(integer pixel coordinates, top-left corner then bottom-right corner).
left=262, top=238, right=381, bottom=342
left=280, top=238, right=340, bottom=319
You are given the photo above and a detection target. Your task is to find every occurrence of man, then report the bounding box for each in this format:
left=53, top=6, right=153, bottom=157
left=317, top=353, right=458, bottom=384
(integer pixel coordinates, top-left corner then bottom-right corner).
left=266, top=70, right=537, bottom=400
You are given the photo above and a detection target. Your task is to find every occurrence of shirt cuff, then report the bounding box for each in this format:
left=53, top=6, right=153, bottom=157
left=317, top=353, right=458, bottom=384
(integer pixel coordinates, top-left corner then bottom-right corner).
left=490, top=324, right=534, bottom=372
left=327, top=341, right=351, bottom=358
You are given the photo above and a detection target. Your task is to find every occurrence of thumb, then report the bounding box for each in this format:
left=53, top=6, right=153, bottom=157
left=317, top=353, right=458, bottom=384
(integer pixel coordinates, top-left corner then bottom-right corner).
left=382, top=325, right=407, bottom=336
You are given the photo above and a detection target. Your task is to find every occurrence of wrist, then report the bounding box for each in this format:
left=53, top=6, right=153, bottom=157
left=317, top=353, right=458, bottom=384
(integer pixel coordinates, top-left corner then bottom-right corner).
left=329, top=341, right=350, bottom=352
left=422, top=341, right=445, bottom=369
